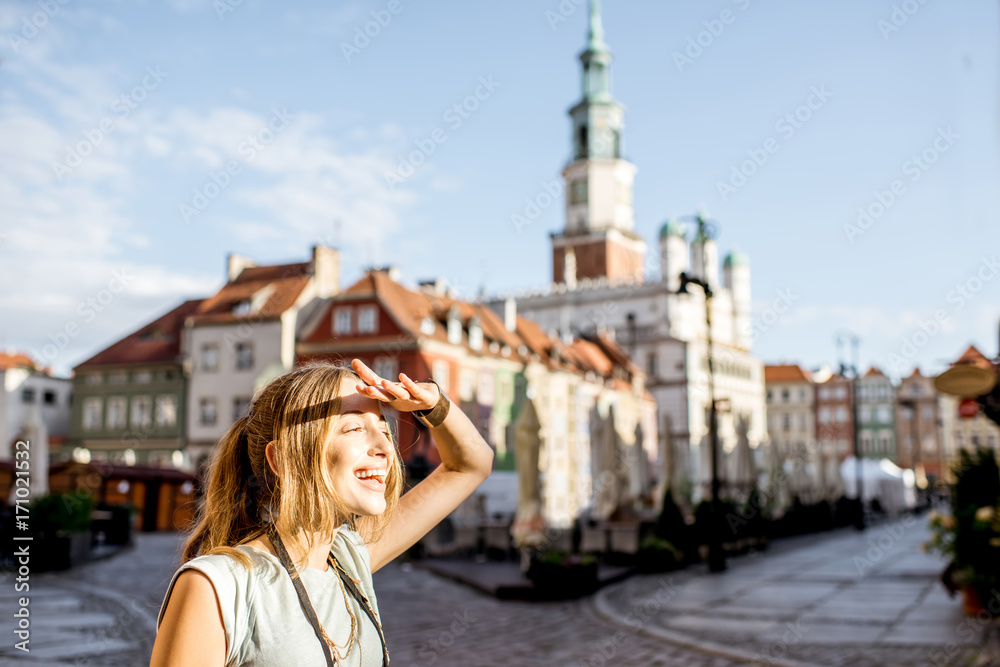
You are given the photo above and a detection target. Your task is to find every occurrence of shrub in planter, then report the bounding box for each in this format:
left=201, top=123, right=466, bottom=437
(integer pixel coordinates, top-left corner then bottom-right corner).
left=526, top=550, right=599, bottom=599
left=654, top=487, right=693, bottom=562
left=636, top=535, right=683, bottom=573
left=31, top=493, right=95, bottom=572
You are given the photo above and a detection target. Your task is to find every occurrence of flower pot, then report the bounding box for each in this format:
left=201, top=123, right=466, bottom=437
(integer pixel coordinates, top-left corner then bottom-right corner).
left=963, top=586, right=986, bottom=616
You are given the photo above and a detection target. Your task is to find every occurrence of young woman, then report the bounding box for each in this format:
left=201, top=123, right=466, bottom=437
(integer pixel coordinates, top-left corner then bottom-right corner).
left=151, top=359, right=494, bottom=666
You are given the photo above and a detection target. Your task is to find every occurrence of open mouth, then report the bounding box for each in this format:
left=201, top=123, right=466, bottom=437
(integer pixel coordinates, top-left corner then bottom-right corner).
left=354, top=467, right=386, bottom=490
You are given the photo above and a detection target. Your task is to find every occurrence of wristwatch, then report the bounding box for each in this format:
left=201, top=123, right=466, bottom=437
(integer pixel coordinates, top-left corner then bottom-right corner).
left=413, top=380, right=451, bottom=428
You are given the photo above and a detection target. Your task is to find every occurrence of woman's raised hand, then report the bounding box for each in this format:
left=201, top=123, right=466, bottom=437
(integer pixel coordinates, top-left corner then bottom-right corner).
left=351, top=358, right=439, bottom=413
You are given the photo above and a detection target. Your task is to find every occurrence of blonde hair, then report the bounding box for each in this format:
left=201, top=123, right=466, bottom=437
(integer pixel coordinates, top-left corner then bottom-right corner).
left=182, top=362, right=404, bottom=568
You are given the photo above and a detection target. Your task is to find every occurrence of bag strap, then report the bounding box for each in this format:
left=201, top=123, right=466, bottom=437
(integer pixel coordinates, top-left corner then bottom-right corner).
left=266, top=526, right=336, bottom=667
left=329, top=551, right=390, bottom=667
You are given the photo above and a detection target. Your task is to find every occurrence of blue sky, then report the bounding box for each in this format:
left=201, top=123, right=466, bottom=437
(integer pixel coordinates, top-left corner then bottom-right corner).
left=1, top=0, right=998, bottom=380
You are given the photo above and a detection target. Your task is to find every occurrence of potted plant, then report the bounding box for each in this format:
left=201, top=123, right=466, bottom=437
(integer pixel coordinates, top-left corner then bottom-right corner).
left=927, top=449, right=1000, bottom=615
left=31, top=492, right=95, bottom=571
left=526, top=549, right=599, bottom=599
left=636, top=535, right=683, bottom=573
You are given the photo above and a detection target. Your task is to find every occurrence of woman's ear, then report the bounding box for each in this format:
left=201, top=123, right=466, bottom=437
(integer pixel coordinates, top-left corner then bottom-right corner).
left=264, top=441, right=280, bottom=477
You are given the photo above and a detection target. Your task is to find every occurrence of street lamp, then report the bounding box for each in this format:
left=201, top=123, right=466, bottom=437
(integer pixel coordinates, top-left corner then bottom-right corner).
left=676, top=211, right=726, bottom=573
left=836, top=332, right=865, bottom=531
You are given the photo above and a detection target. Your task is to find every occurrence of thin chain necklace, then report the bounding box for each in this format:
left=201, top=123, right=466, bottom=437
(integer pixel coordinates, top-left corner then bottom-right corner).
left=266, top=526, right=362, bottom=666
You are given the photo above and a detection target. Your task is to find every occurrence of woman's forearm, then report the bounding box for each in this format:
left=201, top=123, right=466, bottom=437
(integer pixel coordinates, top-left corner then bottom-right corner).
left=426, top=398, right=494, bottom=477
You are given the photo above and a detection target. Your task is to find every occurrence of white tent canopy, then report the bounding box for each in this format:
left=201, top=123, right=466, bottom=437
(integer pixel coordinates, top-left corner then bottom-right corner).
left=840, top=456, right=916, bottom=515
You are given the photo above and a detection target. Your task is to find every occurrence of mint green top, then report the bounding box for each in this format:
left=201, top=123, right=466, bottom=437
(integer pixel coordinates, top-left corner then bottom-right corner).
left=157, top=528, right=383, bottom=666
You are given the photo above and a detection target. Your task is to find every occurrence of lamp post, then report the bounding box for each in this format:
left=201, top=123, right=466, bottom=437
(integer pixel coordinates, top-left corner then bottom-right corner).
left=836, top=332, right=865, bottom=531
left=677, top=212, right=726, bottom=573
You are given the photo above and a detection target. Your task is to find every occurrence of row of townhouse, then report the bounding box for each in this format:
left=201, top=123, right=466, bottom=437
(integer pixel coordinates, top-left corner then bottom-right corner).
left=63, top=247, right=658, bottom=527
left=765, top=348, right=1000, bottom=484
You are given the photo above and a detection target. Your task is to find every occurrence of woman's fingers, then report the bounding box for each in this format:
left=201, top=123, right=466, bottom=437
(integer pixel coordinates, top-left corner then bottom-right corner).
left=379, top=379, right=409, bottom=401
left=399, top=373, right=436, bottom=407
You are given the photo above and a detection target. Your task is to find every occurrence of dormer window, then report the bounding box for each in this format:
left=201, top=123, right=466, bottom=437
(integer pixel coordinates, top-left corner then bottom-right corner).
left=420, top=317, right=436, bottom=335
left=334, top=307, right=352, bottom=335
left=358, top=305, right=378, bottom=334
left=447, top=306, right=462, bottom=345
left=232, top=300, right=251, bottom=316
left=468, top=317, right=483, bottom=351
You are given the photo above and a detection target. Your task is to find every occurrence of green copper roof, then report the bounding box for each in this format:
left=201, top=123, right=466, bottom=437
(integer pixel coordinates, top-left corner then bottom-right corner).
left=586, top=0, right=610, bottom=53
left=659, top=220, right=687, bottom=239
left=724, top=249, right=750, bottom=267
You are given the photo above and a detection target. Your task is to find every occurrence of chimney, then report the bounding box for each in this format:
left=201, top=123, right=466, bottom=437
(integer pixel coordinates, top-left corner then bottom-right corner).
left=312, top=245, right=340, bottom=298
left=447, top=305, right=462, bottom=345
left=469, top=315, right=483, bottom=351
left=418, top=277, right=448, bottom=297
left=504, top=297, right=517, bottom=332
left=227, top=253, right=257, bottom=282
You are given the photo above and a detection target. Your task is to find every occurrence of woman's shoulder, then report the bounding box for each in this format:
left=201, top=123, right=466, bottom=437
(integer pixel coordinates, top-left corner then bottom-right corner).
left=331, top=526, right=373, bottom=581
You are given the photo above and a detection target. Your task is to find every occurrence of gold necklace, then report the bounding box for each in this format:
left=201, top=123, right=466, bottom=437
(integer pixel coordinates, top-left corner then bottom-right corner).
left=321, top=554, right=360, bottom=664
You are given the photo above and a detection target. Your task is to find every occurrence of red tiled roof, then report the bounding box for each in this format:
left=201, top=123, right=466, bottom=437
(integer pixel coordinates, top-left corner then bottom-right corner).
left=956, top=345, right=993, bottom=369
left=76, top=299, right=204, bottom=368
left=908, top=367, right=923, bottom=378
left=0, top=352, right=36, bottom=371
left=188, top=262, right=311, bottom=325
left=864, top=366, right=885, bottom=378
left=764, top=364, right=811, bottom=383
left=312, top=270, right=647, bottom=386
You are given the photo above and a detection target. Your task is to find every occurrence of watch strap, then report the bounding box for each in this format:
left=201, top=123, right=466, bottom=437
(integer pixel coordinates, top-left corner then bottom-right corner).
left=414, top=379, right=450, bottom=428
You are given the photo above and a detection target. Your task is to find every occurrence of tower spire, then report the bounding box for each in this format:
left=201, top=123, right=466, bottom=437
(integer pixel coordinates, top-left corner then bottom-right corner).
left=588, top=0, right=607, bottom=52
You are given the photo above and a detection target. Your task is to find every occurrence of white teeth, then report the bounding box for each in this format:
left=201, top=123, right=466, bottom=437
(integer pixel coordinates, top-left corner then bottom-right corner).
left=355, top=469, right=385, bottom=480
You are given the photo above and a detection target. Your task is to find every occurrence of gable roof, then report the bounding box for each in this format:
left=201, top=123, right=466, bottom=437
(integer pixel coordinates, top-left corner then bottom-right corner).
left=310, top=270, right=644, bottom=384
left=0, top=352, right=37, bottom=372
left=864, top=366, right=885, bottom=378
left=764, top=364, right=811, bottom=383
left=76, top=299, right=204, bottom=369
left=187, top=261, right=311, bottom=325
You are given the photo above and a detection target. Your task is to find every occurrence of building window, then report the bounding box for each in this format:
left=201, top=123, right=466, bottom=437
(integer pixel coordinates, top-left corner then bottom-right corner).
left=818, top=387, right=829, bottom=400
left=155, top=395, right=177, bottom=428
left=131, top=396, right=152, bottom=428
left=201, top=344, right=219, bottom=372
left=766, top=390, right=772, bottom=404
left=797, top=413, right=806, bottom=431
left=334, top=307, right=352, bottom=335
left=21, top=388, right=35, bottom=403
left=499, top=375, right=513, bottom=404
left=478, top=372, right=494, bottom=405
left=798, top=389, right=806, bottom=402
left=876, top=406, right=891, bottom=424
left=570, top=179, right=588, bottom=205
left=836, top=385, right=847, bottom=400
left=108, top=372, right=128, bottom=385
left=879, top=433, right=891, bottom=451
left=922, top=405, right=934, bottom=421
left=83, top=397, right=103, bottom=431
left=781, top=389, right=789, bottom=403
left=107, top=397, right=127, bottom=429
left=373, top=356, right=398, bottom=383
left=43, top=390, right=56, bottom=405
left=432, top=360, right=450, bottom=393
left=235, top=342, right=253, bottom=370
left=84, top=373, right=102, bottom=385
left=134, top=371, right=152, bottom=384
left=232, top=300, right=251, bottom=316
left=782, top=414, right=790, bottom=431
left=200, top=398, right=218, bottom=426
left=901, top=406, right=914, bottom=422
left=232, top=396, right=251, bottom=422
left=647, top=353, right=657, bottom=377
left=459, top=369, right=475, bottom=402
left=819, top=407, right=831, bottom=423
left=836, top=407, right=848, bottom=423
left=358, top=306, right=378, bottom=333
left=859, top=406, right=872, bottom=423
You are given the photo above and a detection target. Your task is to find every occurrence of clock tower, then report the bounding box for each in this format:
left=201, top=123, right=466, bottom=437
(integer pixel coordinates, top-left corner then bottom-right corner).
left=553, top=0, right=646, bottom=285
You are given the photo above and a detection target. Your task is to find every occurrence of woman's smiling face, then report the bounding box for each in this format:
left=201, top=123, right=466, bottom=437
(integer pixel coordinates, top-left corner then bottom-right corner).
left=326, top=380, right=395, bottom=517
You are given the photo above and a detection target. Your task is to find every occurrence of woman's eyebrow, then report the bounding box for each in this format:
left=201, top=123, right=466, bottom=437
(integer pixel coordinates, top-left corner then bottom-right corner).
left=340, top=409, right=387, bottom=422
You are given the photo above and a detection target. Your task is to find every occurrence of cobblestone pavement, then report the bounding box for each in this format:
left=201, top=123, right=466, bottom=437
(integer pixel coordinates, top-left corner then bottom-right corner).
left=0, top=524, right=996, bottom=666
